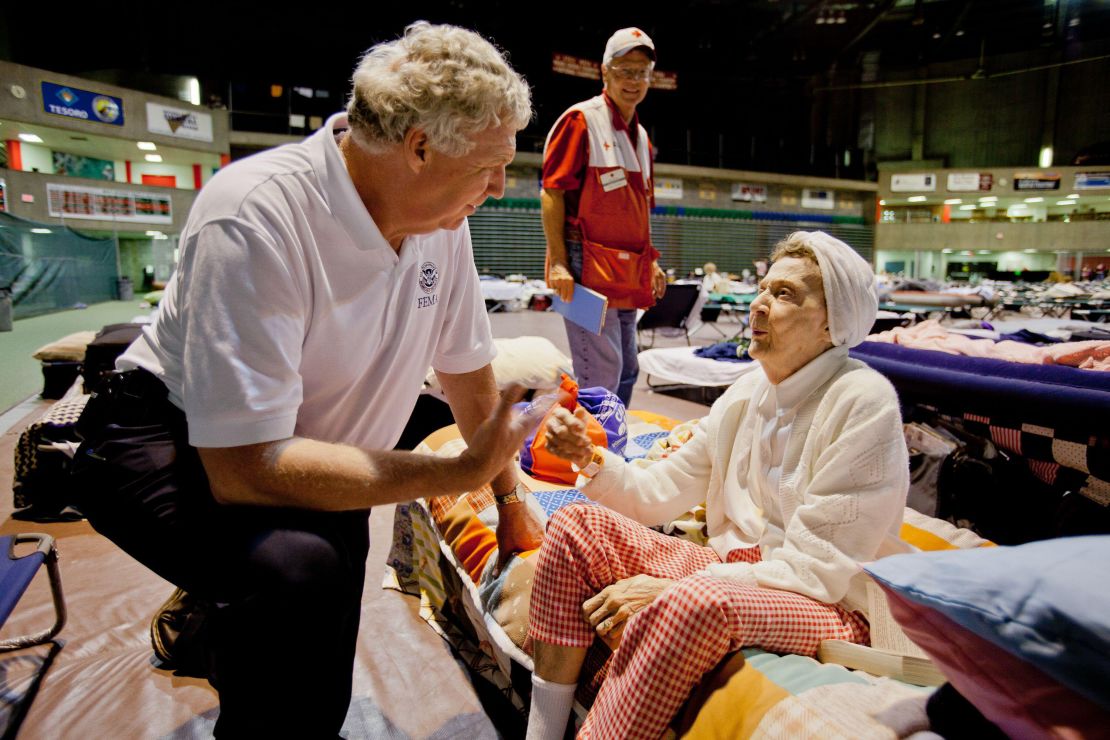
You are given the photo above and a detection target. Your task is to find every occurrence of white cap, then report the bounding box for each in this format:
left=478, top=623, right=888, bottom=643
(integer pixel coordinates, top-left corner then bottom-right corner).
left=603, top=27, right=656, bottom=66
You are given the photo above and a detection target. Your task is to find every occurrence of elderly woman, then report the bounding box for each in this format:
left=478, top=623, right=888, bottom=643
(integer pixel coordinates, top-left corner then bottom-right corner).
left=525, top=231, right=909, bottom=740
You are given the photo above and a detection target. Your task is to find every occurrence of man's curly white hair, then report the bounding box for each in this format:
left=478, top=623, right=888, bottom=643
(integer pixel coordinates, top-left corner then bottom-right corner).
left=347, top=21, right=533, bottom=157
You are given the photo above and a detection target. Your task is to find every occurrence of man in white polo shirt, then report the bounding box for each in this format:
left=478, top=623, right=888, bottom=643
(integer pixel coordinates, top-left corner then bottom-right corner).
left=71, top=22, right=545, bottom=737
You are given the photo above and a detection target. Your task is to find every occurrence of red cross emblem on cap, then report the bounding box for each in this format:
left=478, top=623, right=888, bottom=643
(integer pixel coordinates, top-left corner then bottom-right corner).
left=631, top=30, right=642, bottom=37
left=604, top=142, right=612, bottom=150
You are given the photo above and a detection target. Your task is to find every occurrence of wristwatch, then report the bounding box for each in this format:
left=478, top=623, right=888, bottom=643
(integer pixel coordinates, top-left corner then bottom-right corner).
left=494, top=482, right=527, bottom=506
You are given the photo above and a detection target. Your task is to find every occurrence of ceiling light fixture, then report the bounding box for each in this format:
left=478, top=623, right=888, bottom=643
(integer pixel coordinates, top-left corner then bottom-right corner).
left=944, top=198, right=962, bottom=205
left=908, top=195, right=927, bottom=202
left=1024, top=197, right=1044, bottom=203
left=137, top=142, right=157, bottom=151
left=18, top=133, right=43, bottom=143
left=145, top=154, right=163, bottom=163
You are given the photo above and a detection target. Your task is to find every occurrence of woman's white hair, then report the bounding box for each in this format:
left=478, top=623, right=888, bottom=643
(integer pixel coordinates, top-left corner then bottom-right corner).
left=347, top=21, right=532, bottom=157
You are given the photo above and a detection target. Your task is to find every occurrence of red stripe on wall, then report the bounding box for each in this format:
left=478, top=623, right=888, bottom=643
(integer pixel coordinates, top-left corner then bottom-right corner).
left=7, top=140, right=23, bottom=171
left=193, top=163, right=203, bottom=189
left=219, top=153, right=231, bottom=168
left=125, top=160, right=132, bottom=183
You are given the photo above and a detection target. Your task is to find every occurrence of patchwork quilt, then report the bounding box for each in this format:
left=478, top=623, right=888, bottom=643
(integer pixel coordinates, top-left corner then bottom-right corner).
left=384, top=413, right=991, bottom=736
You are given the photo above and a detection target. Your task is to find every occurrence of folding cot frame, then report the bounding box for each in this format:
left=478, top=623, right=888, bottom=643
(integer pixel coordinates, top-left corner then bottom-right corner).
left=0, top=533, right=67, bottom=651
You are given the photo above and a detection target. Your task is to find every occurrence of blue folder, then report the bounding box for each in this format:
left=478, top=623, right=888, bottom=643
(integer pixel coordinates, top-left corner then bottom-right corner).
left=552, top=284, right=608, bottom=334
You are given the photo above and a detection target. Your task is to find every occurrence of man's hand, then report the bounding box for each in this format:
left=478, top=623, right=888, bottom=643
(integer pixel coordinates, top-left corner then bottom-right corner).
left=582, top=574, right=675, bottom=650
left=543, top=406, right=593, bottom=468
left=651, top=261, right=667, bottom=300
left=494, top=499, right=545, bottom=576
left=455, top=386, right=554, bottom=490
left=548, top=262, right=576, bottom=303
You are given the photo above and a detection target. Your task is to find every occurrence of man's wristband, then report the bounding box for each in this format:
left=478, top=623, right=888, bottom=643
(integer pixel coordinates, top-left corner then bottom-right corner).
left=495, top=482, right=528, bottom=506
left=571, top=446, right=606, bottom=488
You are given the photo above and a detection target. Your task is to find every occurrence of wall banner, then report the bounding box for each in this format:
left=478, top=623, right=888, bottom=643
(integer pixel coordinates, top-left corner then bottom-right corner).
left=801, top=188, right=835, bottom=209
left=552, top=53, right=600, bottom=80
left=53, top=152, right=115, bottom=181
left=947, top=172, right=993, bottom=192
left=731, top=182, right=768, bottom=202
left=146, top=102, right=214, bottom=142
left=891, top=173, right=936, bottom=192
left=654, top=177, right=684, bottom=200
left=41, top=81, right=124, bottom=126
left=1013, top=172, right=1060, bottom=191
left=1074, top=172, right=1110, bottom=190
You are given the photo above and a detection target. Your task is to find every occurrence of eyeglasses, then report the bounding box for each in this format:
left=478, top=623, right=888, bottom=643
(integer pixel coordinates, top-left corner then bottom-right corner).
left=608, top=65, right=654, bottom=82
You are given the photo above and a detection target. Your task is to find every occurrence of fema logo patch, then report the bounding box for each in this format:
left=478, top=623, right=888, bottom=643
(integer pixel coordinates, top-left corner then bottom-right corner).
left=419, top=261, right=439, bottom=294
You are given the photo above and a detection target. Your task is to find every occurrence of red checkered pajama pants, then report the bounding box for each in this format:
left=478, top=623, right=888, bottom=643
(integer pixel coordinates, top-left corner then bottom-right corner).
left=528, top=504, right=869, bottom=740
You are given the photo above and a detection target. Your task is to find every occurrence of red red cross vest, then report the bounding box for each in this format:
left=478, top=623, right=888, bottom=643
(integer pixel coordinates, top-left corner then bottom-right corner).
left=546, top=95, right=659, bottom=309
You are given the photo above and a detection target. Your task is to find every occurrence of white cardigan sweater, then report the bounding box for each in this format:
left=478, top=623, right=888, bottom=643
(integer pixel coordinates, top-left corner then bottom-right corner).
left=586, top=349, right=908, bottom=615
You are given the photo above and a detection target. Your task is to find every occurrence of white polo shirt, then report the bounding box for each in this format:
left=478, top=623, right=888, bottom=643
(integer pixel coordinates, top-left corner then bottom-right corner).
left=119, top=113, right=495, bottom=450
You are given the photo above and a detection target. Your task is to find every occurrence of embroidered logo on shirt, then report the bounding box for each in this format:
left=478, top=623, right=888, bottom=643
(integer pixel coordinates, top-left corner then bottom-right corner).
left=419, top=261, right=440, bottom=294
left=417, top=261, right=440, bottom=309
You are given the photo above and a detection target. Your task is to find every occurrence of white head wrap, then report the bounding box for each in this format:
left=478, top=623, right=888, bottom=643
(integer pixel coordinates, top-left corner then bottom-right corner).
left=793, top=230, right=878, bottom=348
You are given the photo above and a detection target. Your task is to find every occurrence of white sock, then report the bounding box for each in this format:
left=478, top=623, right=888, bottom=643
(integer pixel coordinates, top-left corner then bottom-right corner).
left=526, top=673, right=577, bottom=740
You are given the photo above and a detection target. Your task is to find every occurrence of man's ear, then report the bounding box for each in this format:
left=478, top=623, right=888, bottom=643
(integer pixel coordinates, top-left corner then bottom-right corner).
left=403, top=128, right=430, bottom=173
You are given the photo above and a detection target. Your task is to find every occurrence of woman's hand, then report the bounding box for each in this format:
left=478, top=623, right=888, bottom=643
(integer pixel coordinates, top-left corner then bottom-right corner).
left=543, top=406, right=593, bottom=469
left=582, top=574, right=675, bottom=650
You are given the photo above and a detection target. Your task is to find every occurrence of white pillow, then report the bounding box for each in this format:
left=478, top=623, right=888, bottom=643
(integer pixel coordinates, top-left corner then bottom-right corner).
left=426, top=336, right=573, bottom=391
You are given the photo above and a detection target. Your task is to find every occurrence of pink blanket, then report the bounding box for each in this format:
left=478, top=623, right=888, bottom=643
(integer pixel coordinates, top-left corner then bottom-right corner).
left=867, top=320, right=1110, bottom=371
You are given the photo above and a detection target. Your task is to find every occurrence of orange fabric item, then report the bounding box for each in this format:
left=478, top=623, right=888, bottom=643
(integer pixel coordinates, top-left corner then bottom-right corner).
left=527, top=375, right=609, bottom=485
left=437, top=495, right=498, bottom=582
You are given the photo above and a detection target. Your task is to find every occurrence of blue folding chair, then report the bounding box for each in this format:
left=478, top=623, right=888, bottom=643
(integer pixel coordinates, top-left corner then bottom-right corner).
left=0, top=534, right=66, bottom=651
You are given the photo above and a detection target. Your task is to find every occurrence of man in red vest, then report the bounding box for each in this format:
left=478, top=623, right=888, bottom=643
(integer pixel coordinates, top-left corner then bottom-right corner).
left=542, top=27, right=666, bottom=409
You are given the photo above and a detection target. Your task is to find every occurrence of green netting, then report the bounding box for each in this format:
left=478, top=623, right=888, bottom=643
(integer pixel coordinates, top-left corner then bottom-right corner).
left=0, top=211, right=119, bottom=319
left=468, top=203, right=873, bottom=279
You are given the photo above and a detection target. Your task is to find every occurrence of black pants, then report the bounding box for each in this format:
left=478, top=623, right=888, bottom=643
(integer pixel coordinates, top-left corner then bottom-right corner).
left=71, top=369, right=370, bottom=738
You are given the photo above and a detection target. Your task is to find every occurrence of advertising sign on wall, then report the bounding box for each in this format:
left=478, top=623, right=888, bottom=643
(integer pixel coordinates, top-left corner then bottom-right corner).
left=47, top=183, right=172, bottom=224
left=654, top=177, right=684, bottom=200
left=650, top=70, right=678, bottom=91
left=552, top=53, right=600, bottom=80
left=551, top=53, right=677, bottom=90
left=890, top=173, right=936, bottom=192
left=146, top=102, right=214, bottom=142
left=801, top=188, right=835, bottom=209
left=731, top=182, right=768, bottom=203
left=946, top=172, right=993, bottom=192
left=1013, top=172, right=1060, bottom=191
left=53, top=152, right=115, bottom=181
left=41, top=82, right=124, bottom=126
left=0, top=178, right=6, bottom=212
left=1074, top=172, right=1110, bottom=190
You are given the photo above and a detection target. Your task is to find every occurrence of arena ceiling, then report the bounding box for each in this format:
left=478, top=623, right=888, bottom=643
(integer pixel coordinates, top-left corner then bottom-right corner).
left=3, top=1, right=1109, bottom=174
